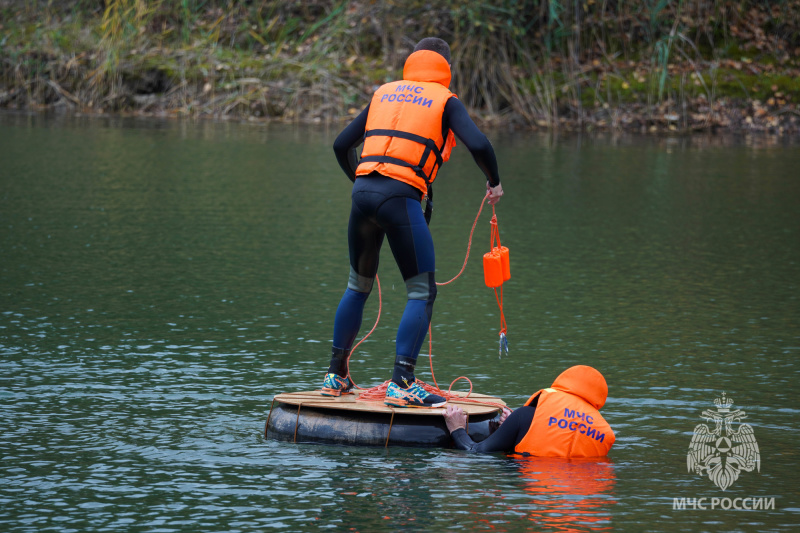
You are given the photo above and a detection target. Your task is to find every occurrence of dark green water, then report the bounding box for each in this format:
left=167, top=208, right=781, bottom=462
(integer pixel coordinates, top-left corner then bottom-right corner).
left=1, top=112, right=798, bottom=532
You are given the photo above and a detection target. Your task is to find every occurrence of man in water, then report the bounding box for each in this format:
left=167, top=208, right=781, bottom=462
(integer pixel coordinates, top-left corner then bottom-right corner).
left=321, top=37, right=504, bottom=408
left=443, top=365, right=615, bottom=456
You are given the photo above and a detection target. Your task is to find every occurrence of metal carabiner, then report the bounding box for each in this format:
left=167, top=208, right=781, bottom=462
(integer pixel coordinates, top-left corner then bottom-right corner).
left=498, top=332, right=509, bottom=358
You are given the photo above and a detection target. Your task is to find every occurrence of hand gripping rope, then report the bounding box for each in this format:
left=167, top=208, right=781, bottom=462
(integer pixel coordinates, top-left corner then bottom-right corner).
left=345, top=192, right=509, bottom=409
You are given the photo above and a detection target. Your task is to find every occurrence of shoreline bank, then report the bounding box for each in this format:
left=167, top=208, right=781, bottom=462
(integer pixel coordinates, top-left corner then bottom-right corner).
left=2, top=1, right=798, bottom=135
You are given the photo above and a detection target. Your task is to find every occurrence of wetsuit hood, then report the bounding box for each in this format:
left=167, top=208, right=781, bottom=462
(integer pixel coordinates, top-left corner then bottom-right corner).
left=550, top=365, right=608, bottom=409
left=402, top=50, right=451, bottom=88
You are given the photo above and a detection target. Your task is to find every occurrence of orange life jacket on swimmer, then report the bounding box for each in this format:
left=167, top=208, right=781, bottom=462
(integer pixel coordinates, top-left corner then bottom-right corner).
left=355, top=50, right=457, bottom=197
left=514, top=365, right=615, bottom=458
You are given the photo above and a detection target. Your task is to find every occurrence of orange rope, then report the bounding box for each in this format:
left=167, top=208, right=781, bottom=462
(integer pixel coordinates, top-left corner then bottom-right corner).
left=436, top=192, right=490, bottom=286
left=420, top=326, right=507, bottom=409
left=345, top=275, right=382, bottom=391
left=356, top=378, right=507, bottom=410
left=489, top=209, right=509, bottom=340
left=495, top=285, right=508, bottom=336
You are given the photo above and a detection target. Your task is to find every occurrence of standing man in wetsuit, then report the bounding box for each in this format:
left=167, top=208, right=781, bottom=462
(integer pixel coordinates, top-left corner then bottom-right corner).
left=320, top=37, right=504, bottom=408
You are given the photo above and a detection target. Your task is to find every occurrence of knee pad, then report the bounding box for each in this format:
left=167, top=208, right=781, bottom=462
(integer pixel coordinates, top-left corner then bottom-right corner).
left=347, top=266, right=374, bottom=293
left=405, top=272, right=436, bottom=302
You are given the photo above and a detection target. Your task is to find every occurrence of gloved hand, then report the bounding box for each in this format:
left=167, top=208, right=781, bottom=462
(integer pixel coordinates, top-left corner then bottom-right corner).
left=487, top=182, right=504, bottom=205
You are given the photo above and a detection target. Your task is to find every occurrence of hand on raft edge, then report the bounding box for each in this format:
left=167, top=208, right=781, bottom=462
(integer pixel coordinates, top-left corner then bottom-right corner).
left=443, top=405, right=512, bottom=434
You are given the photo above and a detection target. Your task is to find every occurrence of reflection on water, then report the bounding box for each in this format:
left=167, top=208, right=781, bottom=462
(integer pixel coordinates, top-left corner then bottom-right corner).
left=515, top=458, right=616, bottom=532
left=1, top=112, right=799, bottom=532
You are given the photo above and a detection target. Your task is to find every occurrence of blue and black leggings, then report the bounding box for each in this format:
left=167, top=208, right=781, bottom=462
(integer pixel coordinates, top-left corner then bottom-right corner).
left=329, top=173, right=436, bottom=385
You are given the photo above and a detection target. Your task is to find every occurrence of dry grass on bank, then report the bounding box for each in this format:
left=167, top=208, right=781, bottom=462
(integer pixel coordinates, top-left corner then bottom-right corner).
left=1, top=0, right=799, bottom=134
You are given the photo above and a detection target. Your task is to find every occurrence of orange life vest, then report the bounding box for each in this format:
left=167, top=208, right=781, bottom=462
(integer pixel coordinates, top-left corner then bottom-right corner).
left=514, top=366, right=615, bottom=458
left=355, top=50, right=457, bottom=196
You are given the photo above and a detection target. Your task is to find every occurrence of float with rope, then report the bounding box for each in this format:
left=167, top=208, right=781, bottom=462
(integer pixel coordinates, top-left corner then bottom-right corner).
left=265, top=193, right=511, bottom=448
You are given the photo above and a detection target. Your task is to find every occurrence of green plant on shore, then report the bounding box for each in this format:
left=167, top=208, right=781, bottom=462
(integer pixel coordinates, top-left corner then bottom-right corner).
left=1, top=0, right=797, bottom=131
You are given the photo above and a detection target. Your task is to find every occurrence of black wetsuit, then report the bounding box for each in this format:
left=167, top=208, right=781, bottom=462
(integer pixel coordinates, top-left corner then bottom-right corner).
left=450, top=406, right=537, bottom=453
left=329, top=97, right=501, bottom=383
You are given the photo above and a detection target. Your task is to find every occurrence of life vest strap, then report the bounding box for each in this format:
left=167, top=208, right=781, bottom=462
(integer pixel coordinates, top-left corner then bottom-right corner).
left=363, top=129, right=444, bottom=180
left=424, top=185, right=433, bottom=225
left=364, top=129, right=444, bottom=165
left=361, top=128, right=445, bottom=225
left=358, top=155, right=427, bottom=180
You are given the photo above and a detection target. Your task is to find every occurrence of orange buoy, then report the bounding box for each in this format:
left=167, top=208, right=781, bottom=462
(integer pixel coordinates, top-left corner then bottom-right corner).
left=485, top=212, right=510, bottom=287
left=483, top=250, right=504, bottom=288
left=495, top=245, right=510, bottom=281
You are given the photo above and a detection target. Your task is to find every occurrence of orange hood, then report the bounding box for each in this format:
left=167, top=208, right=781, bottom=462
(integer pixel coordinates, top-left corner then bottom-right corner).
left=402, top=50, right=451, bottom=88
left=551, top=365, right=608, bottom=410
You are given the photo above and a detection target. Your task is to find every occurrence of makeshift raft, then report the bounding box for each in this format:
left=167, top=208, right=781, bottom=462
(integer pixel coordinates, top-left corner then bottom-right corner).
left=265, top=389, right=506, bottom=448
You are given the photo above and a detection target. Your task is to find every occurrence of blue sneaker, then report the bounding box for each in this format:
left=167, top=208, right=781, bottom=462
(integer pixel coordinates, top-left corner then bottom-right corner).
left=385, top=380, right=447, bottom=408
left=320, top=373, right=352, bottom=397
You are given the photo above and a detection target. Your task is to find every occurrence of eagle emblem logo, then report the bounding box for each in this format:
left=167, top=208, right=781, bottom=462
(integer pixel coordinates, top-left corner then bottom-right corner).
left=687, top=392, right=760, bottom=491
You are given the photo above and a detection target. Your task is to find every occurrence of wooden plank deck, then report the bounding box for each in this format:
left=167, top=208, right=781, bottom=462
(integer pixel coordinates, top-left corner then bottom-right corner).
left=272, top=389, right=505, bottom=416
